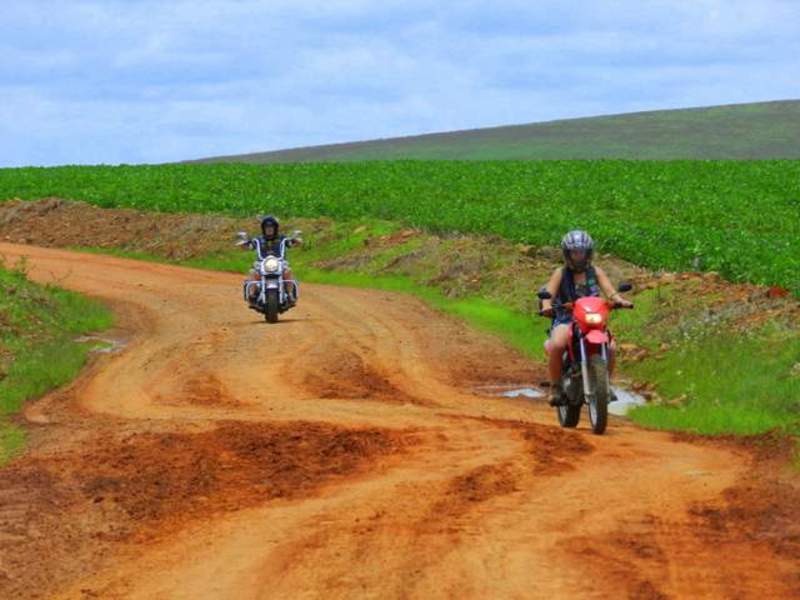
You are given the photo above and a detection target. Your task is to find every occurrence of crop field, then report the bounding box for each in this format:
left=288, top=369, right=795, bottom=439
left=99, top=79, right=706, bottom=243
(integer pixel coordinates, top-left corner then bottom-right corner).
left=1, top=160, right=798, bottom=294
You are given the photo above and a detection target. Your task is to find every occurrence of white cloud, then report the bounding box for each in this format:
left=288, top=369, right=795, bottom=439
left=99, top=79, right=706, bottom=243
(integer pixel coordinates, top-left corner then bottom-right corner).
left=1, top=0, right=798, bottom=165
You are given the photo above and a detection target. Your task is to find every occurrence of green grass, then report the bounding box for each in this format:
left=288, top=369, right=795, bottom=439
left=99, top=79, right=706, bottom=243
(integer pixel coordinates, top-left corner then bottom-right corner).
left=2, top=160, right=798, bottom=296
left=609, top=284, right=800, bottom=435
left=627, top=325, right=800, bottom=435
left=196, top=100, right=800, bottom=162
left=0, top=266, right=113, bottom=464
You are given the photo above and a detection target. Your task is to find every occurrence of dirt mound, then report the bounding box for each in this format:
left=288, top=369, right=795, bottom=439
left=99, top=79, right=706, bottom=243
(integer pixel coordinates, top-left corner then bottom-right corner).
left=0, top=197, right=246, bottom=260
left=77, top=422, right=408, bottom=532
left=0, top=421, right=412, bottom=599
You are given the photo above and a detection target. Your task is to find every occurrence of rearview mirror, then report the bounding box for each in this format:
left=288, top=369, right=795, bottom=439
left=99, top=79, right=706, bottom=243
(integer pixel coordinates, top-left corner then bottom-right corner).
left=236, top=231, right=248, bottom=240
left=618, top=282, right=633, bottom=293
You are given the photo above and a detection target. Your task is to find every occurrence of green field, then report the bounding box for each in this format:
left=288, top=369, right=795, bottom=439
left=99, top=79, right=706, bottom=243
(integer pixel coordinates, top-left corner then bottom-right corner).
left=193, top=100, right=800, bottom=162
left=2, top=160, right=798, bottom=295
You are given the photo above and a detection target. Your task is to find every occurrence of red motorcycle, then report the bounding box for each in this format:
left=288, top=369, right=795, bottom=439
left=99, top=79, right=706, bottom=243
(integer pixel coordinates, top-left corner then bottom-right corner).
left=538, top=284, right=633, bottom=435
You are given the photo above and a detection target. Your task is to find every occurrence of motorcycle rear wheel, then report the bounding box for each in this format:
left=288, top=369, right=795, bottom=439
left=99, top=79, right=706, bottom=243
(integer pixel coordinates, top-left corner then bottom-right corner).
left=557, top=402, right=581, bottom=428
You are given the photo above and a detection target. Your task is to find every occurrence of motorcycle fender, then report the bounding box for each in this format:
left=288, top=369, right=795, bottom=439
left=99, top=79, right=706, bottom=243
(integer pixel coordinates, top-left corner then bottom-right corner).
left=586, top=330, right=609, bottom=345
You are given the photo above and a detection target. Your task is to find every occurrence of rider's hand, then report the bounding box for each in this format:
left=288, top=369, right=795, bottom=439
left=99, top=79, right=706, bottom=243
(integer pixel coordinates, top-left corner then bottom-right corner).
left=540, top=307, right=554, bottom=318
left=616, top=298, right=634, bottom=309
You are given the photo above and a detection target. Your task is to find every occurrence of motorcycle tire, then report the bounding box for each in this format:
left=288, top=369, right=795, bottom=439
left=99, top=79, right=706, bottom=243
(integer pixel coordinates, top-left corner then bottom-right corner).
left=265, top=290, right=279, bottom=323
left=588, top=355, right=610, bottom=435
left=557, top=402, right=581, bottom=428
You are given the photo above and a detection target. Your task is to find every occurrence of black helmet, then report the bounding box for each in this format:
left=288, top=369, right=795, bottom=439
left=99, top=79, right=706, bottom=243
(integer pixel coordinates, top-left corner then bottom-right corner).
left=260, top=215, right=279, bottom=239
left=561, top=230, right=594, bottom=272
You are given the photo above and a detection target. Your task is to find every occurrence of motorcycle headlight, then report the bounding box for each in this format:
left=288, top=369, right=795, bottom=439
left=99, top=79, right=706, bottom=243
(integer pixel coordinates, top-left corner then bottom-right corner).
left=263, top=257, right=281, bottom=273
left=585, top=313, right=604, bottom=325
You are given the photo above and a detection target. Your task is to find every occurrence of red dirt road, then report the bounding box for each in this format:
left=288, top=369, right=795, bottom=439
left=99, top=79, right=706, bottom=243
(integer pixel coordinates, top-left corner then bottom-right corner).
left=0, top=243, right=797, bottom=599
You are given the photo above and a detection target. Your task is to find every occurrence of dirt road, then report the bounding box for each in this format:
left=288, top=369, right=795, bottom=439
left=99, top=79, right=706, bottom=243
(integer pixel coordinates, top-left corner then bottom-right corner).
left=0, top=243, right=797, bottom=599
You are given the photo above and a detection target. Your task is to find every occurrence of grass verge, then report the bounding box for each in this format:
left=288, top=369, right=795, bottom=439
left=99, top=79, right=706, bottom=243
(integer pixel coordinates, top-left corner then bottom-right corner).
left=0, top=264, right=113, bottom=465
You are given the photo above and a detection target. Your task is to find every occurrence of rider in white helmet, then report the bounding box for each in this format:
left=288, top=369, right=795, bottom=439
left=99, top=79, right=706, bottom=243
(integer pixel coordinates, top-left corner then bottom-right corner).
left=541, top=230, right=633, bottom=406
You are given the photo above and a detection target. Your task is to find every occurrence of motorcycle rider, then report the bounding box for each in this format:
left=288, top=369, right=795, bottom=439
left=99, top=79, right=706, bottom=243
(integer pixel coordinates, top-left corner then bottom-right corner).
left=540, top=230, right=633, bottom=406
left=241, top=215, right=301, bottom=305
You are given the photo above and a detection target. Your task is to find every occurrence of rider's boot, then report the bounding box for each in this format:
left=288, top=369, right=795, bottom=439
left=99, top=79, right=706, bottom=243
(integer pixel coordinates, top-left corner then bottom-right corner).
left=548, top=382, right=566, bottom=407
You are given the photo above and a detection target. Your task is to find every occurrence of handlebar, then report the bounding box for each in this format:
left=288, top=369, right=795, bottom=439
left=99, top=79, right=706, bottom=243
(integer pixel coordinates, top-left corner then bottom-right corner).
left=538, top=301, right=634, bottom=317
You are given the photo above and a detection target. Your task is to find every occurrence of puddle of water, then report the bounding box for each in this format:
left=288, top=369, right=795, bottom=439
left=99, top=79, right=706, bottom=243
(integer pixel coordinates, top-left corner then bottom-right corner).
left=500, top=387, right=544, bottom=399
left=609, top=386, right=647, bottom=416
left=477, top=383, right=647, bottom=416
left=475, top=384, right=545, bottom=399
left=74, top=335, right=127, bottom=354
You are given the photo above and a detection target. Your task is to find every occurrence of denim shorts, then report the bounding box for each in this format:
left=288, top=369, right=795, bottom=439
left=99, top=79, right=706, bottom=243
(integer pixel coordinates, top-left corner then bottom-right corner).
left=551, top=315, right=573, bottom=331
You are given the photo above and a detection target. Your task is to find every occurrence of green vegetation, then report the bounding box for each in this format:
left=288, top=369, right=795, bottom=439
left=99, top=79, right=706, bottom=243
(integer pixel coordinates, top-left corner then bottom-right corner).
left=2, top=160, right=799, bottom=296
left=629, top=327, right=800, bottom=435
left=193, top=100, right=800, bottom=162
left=0, top=264, right=112, bottom=464
left=612, top=287, right=800, bottom=435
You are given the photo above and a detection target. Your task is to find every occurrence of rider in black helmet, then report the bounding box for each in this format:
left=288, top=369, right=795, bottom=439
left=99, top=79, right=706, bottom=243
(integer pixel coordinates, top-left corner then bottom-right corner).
left=541, top=230, right=632, bottom=406
left=242, top=215, right=301, bottom=304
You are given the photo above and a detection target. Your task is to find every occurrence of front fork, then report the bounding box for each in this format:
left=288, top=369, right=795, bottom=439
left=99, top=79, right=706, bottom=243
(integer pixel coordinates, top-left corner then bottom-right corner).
left=263, top=275, right=282, bottom=303
left=579, top=337, right=609, bottom=403
left=242, top=276, right=283, bottom=303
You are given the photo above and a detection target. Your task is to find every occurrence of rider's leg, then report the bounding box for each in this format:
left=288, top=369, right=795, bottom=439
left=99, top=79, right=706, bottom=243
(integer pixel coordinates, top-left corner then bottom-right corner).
left=608, top=339, right=617, bottom=377
left=285, top=268, right=297, bottom=302
left=247, top=271, right=259, bottom=303
left=608, top=339, right=619, bottom=401
left=548, top=324, right=570, bottom=404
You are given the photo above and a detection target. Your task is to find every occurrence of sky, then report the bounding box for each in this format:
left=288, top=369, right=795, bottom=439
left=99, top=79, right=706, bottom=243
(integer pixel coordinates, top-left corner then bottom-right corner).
left=2, top=0, right=799, bottom=166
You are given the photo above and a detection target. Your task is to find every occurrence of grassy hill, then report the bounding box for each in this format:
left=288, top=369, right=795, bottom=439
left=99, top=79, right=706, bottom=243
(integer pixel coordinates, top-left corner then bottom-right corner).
left=193, top=100, right=800, bottom=163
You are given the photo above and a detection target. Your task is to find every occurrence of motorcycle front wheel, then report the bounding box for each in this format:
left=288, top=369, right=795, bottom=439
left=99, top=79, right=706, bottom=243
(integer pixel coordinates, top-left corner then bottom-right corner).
left=587, top=355, right=610, bottom=435
left=265, top=289, right=279, bottom=323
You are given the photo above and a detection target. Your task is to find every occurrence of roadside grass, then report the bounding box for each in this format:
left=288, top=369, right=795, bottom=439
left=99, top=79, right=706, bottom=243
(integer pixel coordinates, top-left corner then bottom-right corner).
left=0, top=265, right=112, bottom=465
left=628, top=326, right=800, bottom=435
left=612, top=286, right=800, bottom=435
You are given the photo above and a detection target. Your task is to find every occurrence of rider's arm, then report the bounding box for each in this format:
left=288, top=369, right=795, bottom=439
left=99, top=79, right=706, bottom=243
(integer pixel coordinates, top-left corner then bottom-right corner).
left=237, top=237, right=255, bottom=250
left=542, top=268, right=562, bottom=310
left=595, top=266, right=630, bottom=305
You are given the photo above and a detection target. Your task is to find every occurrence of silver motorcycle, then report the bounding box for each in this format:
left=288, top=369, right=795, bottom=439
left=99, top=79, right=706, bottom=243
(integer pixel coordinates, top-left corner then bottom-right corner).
left=237, top=232, right=300, bottom=323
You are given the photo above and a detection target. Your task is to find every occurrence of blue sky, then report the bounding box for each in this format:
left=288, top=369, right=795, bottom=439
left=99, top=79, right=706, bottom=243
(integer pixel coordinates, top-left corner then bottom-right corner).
left=2, top=0, right=799, bottom=166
